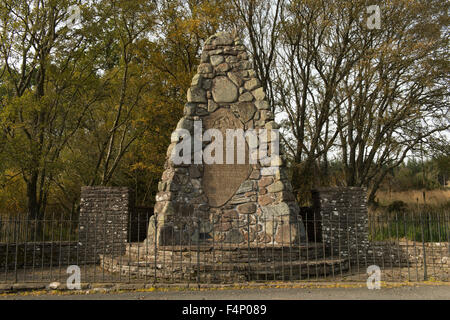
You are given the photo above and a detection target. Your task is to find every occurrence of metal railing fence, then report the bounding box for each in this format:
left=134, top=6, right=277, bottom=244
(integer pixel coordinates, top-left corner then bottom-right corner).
left=0, top=209, right=448, bottom=284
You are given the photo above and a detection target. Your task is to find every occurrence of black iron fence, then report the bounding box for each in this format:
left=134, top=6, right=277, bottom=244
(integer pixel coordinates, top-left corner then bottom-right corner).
left=0, top=210, right=448, bottom=284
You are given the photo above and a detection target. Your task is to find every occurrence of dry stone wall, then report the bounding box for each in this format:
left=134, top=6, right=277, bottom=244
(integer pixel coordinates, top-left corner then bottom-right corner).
left=0, top=242, right=94, bottom=270
left=367, top=241, right=449, bottom=268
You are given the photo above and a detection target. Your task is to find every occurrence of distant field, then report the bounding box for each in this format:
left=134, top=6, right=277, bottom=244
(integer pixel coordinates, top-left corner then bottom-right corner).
left=375, top=189, right=450, bottom=206
left=371, top=189, right=449, bottom=242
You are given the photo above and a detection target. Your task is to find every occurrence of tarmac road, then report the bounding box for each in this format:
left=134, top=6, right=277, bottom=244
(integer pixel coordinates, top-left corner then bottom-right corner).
left=1, top=284, right=449, bottom=300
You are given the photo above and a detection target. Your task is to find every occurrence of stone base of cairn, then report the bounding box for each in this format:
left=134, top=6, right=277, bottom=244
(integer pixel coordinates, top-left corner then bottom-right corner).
left=100, top=242, right=349, bottom=282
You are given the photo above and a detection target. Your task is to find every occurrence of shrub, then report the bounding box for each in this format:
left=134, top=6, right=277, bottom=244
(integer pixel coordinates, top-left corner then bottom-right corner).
left=387, top=200, right=409, bottom=213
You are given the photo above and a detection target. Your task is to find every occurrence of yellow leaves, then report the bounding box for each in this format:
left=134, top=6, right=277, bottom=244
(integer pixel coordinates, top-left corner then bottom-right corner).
left=0, top=169, right=27, bottom=215
left=130, top=162, right=147, bottom=171
left=179, top=18, right=202, bottom=34
left=129, top=162, right=162, bottom=174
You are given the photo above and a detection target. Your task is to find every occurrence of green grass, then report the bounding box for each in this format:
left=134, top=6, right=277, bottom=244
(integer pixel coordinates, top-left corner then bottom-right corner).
left=369, top=211, right=449, bottom=242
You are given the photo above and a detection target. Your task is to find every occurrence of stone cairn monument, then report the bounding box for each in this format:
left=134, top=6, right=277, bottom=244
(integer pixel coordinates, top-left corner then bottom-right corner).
left=148, top=31, right=304, bottom=248
left=100, top=32, right=349, bottom=282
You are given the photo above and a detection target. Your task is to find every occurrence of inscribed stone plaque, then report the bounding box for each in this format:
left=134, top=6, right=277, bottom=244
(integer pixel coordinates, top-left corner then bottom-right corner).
left=202, top=108, right=252, bottom=207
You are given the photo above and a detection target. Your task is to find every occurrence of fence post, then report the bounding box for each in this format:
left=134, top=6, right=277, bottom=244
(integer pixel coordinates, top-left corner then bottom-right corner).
left=247, top=214, right=250, bottom=280
left=14, top=219, right=19, bottom=283
left=419, top=211, right=427, bottom=281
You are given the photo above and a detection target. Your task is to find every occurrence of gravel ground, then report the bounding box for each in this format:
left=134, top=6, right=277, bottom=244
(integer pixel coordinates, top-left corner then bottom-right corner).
left=1, top=284, right=449, bottom=300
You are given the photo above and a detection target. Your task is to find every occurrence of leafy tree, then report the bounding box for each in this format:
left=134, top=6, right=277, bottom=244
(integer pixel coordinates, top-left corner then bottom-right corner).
left=0, top=0, right=101, bottom=219
left=229, top=0, right=449, bottom=203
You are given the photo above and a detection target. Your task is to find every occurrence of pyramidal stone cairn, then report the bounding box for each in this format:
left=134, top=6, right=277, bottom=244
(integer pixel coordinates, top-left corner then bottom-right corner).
left=148, top=31, right=306, bottom=247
